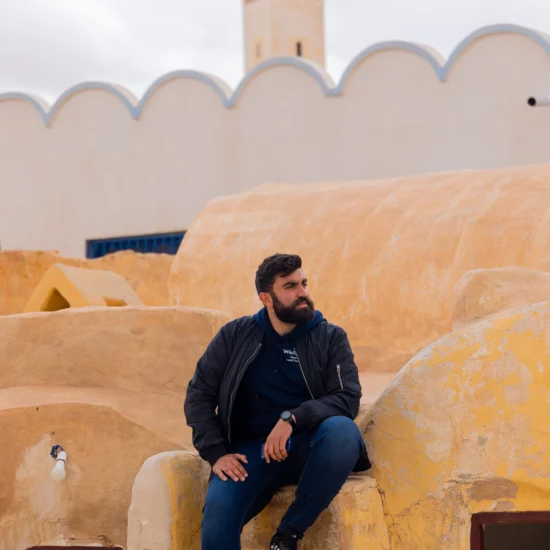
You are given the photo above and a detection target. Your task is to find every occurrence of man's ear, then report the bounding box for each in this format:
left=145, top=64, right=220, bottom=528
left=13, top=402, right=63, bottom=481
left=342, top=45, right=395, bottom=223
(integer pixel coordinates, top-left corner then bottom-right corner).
left=258, top=291, right=272, bottom=308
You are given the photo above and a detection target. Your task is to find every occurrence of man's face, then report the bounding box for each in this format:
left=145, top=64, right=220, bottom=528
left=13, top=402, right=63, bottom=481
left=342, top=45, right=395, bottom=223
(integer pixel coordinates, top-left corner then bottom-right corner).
left=268, top=269, right=315, bottom=324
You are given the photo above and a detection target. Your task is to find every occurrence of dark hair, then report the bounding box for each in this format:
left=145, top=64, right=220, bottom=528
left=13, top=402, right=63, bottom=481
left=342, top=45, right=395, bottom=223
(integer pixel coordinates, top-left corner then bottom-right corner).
left=255, top=253, right=302, bottom=294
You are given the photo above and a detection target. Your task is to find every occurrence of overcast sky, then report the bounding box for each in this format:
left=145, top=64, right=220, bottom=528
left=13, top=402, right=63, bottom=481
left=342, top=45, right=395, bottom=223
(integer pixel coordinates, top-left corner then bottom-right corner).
left=1, top=0, right=549, bottom=103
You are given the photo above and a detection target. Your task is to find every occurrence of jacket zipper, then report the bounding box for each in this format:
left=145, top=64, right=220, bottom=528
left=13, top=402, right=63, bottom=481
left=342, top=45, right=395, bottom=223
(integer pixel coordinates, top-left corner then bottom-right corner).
left=227, top=343, right=262, bottom=442
left=294, top=348, right=315, bottom=400
left=336, top=364, right=344, bottom=390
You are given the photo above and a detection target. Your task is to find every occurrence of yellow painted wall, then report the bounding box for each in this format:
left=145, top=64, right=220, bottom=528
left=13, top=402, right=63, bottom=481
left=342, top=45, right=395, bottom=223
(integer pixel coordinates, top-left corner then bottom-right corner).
left=367, top=299, right=550, bottom=549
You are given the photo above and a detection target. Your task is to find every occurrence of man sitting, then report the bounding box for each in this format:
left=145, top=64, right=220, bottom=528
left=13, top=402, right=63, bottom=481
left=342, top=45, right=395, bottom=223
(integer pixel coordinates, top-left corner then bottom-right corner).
left=184, top=253, right=371, bottom=550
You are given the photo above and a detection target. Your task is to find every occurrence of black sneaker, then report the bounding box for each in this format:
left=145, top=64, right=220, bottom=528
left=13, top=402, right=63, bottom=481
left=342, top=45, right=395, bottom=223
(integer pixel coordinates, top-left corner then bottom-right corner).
left=270, top=532, right=299, bottom=550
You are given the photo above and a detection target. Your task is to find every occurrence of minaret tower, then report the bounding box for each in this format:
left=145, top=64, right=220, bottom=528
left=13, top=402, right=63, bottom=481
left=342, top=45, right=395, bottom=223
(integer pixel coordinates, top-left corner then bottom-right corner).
left=243, top=0, right=325, bottom=73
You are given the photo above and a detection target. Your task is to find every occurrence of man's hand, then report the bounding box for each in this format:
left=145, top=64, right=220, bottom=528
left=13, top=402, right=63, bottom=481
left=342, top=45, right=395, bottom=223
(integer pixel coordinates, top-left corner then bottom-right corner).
left=213, top=453, right=248, bottom=482
left=264, top=417, right=294, bottom=464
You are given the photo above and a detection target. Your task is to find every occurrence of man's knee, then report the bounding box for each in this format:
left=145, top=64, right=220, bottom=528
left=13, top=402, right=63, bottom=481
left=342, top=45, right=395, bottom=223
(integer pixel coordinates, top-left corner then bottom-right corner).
left=313, top=416, right=363, bottom=451
left=202, top=481, right=244, bottom=531
left=201, top=492, right=244, bottom=549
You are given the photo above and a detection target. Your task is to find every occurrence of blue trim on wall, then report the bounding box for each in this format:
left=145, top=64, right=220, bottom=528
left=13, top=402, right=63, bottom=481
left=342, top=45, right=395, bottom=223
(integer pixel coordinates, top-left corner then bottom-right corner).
left=336, top=41, right=444, bottom=92
left=86, top=231, right=186, bottom=259
left=1, top=24, right=549, bottom=125
left=137, top=70, right=233, bottom=113
left=228, top=56, right=337, bottom=107
left=443, top=24, right=550, bottom=80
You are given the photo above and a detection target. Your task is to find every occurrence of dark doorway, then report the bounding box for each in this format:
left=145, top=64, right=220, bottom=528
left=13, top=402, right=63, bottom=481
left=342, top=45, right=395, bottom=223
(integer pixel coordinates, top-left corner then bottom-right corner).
left=471, top=512, right=550, bottom=550
left=296, top=42, right=302, bottom=56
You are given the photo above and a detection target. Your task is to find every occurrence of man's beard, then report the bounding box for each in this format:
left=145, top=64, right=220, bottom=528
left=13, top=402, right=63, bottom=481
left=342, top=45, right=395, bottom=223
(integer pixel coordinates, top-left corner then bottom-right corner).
left=270, top=292, right=315, bottom=324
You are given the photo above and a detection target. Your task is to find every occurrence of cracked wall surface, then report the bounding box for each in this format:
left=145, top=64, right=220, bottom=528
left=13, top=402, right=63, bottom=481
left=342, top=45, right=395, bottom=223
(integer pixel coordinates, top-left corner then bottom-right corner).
left=366, top=299, right=550, bottom=549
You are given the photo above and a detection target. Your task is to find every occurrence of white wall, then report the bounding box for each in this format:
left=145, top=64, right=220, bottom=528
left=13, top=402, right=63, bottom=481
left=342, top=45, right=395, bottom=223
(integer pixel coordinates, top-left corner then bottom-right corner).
left=2, top=24, right=550, bottom=257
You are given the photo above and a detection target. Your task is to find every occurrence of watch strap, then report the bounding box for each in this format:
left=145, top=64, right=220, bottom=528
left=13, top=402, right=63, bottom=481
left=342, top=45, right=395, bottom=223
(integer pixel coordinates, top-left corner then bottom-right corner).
left=281, top=411, right=296, bottom=429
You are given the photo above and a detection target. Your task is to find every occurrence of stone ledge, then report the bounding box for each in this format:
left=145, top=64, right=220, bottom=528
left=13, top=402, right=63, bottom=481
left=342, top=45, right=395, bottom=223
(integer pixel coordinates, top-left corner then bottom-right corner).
left=0, top=305, right=230, bottom=395
left=128, top=451, right=390, bottom=550
left=242, top=473, right=389, bottom=550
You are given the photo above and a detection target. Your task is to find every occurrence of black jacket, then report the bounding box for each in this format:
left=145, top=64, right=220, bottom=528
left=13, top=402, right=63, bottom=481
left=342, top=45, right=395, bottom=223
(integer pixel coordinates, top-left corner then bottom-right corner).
left=184, top=313, right=371, bottom=471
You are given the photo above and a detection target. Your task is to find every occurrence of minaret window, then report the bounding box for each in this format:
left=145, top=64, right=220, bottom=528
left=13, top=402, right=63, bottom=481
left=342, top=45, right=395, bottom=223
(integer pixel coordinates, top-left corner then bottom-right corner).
left=243, top=0, right=325, bottom=71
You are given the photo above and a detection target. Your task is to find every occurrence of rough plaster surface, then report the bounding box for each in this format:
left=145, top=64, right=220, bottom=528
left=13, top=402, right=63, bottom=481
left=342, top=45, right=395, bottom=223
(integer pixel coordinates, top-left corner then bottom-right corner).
left=0, top=306, right=228, bottom=394
left=169, top=164, right=550, bottom=373
left=0, top=405, right=173, bottom=549
left=128, top=451, right=389, bottom=550
left=367, top=299, right=550, bottom=549
left=0, top=306, right=229, bottom=550
left=452, top=266, right=550, bottom=330
left=0, top=250, right=173, bottom=315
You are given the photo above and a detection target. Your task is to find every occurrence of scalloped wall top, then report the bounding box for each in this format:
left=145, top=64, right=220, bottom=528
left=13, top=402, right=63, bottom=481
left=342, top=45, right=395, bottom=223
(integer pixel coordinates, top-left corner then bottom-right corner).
left=1, top=23, right=549, bottom=126
left=4, top=21, right=550, bottom=259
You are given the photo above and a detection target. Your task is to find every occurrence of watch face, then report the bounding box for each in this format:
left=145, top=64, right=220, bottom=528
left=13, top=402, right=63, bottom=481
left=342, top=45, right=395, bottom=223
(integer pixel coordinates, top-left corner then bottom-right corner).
left=281, top=411, right=291, bottom=421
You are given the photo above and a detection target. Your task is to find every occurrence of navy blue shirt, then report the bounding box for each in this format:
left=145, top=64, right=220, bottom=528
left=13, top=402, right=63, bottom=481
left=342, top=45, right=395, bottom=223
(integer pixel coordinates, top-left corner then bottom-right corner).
left=231, top=307, right=326, bottom=441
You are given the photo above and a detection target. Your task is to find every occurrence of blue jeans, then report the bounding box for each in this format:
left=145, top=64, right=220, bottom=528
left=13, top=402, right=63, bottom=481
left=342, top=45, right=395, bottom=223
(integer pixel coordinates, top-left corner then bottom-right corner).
left=201, top=416, right=366, bottom=550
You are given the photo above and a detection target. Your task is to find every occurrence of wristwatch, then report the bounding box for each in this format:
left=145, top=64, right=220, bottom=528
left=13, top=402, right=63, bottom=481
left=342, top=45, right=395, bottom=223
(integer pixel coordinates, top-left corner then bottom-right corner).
left=280, top=410, right=296, bottom=429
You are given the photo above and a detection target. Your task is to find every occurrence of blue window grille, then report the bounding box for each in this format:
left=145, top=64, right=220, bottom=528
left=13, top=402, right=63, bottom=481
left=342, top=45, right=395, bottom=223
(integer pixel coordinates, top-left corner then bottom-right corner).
left=86, top=231, right=186, bottom=259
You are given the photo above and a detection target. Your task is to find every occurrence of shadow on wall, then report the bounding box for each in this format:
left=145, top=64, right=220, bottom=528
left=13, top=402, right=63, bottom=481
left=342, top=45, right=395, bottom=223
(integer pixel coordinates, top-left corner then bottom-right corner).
left=43, top=289, right=70, bottom=311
